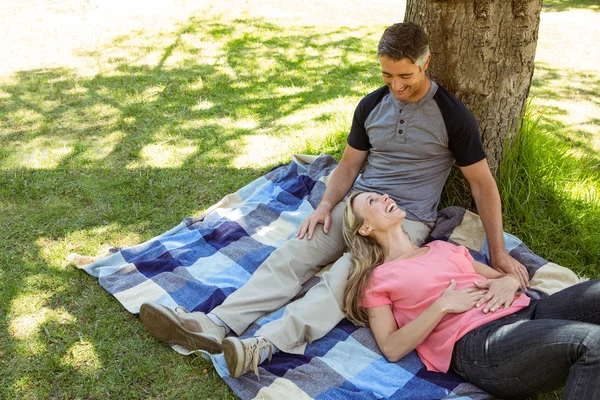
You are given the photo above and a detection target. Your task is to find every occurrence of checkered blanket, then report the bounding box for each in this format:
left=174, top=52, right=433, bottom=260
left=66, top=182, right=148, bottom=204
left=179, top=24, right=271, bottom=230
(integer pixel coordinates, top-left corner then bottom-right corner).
left=79, top=155, right=580, bottom=400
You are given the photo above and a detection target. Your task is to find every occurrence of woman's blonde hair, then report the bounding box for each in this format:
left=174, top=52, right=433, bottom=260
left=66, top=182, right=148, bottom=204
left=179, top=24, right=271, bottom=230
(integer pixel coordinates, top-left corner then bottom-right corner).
left=343, top=191, right=384, bottom=327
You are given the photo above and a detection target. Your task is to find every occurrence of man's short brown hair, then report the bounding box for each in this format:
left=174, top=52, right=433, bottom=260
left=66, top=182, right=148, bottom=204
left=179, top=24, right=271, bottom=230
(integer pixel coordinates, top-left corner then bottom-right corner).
left=378, top=22, right=430, bottom=67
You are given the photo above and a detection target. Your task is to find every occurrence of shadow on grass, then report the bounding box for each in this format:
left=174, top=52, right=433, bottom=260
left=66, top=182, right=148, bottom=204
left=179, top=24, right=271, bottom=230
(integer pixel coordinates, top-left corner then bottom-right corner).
left=1, top=16, right=377, bottom=170
left=542, top=0, right=600, bottom=12
left=0, top=166, right=258, bottom=399
left=0, top=14, right=382, bottom=399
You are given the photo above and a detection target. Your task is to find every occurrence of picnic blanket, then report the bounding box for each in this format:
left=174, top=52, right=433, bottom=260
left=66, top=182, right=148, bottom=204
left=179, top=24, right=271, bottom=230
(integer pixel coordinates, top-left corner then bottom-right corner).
left=76, top=154, right=581, bottom=400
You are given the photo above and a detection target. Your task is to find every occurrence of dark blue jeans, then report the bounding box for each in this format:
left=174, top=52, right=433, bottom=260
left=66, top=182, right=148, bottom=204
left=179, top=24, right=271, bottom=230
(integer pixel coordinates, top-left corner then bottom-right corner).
left=451, top=279, right=600, bottom=400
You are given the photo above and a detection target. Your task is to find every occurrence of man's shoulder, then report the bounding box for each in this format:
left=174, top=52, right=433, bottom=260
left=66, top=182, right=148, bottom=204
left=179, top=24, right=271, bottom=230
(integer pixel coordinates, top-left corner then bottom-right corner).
left=432, top=82, right=470, bottom=113
left=430, top=81, right=485, bottom=165
left=356, top=85, right=389, bottom=110
left=362, top=85, right=390, bottom=99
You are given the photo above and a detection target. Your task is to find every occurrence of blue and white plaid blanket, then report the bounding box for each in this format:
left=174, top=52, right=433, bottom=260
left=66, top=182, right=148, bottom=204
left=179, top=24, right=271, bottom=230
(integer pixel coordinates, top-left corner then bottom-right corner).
left=80, top=155, right=580, bottom=400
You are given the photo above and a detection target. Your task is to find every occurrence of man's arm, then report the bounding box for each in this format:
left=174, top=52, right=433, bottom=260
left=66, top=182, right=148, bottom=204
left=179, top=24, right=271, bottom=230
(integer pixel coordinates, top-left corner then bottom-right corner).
left=296, top=145, right=368, bottom=240
left=460, top=159, right=530, bottom=289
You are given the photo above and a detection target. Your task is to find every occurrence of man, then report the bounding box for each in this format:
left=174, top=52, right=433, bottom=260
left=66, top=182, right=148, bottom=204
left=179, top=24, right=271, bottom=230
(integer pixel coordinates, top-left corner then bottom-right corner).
left=140, top=22, right=529, bottom=378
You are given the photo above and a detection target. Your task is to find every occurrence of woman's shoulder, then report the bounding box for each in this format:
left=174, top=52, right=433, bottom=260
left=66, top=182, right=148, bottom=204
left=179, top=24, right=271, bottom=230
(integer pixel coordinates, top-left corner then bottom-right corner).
left=427, top=240, right=462, bottom=251
left=370, top=258, right=405, bottom=281
left=427, top=239, right=451, bottom=245
left=427, top=240, right=473, bottom=264
left=424, top=240, right=452, bottom=250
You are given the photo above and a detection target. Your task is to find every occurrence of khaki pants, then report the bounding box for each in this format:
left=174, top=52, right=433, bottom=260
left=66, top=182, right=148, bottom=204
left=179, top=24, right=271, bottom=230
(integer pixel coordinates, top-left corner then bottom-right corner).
left=212, top=200, right=432, bottom=354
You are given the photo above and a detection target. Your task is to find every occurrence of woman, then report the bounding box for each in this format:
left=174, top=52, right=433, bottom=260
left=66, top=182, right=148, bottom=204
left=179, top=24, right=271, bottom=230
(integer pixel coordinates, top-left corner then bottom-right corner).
left=342, top=191, right=600, bottom=400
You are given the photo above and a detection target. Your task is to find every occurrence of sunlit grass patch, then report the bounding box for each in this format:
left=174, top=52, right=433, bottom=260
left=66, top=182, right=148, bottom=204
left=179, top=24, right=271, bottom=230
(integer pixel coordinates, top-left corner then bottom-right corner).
left=137, top=142, right=197, bottom=168
left=61, top=341, right=102, bottom=375
left=8, top=107, right=44, bottom=126
left=232, top=133, right=295, bottom=168
left=543, top=0, right=599, bottom=12
left=8, top=287, right=74, bottom=349
left=6, top=137, right=74, bottom=169
left=530, top=64, right=600, bottom=158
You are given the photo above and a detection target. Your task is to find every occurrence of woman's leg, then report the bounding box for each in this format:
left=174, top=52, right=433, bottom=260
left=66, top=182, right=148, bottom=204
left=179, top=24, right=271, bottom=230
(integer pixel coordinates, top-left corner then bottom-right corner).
left=453, top=311, right=600, bottom=399
left=532, top=278, right=600, bottom=324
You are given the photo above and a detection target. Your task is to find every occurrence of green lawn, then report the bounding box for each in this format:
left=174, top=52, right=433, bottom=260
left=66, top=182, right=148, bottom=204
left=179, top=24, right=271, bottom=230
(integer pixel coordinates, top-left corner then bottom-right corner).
left=543, top=0, right=599, bottom=12
left=1, top=1, right=599, bottom=399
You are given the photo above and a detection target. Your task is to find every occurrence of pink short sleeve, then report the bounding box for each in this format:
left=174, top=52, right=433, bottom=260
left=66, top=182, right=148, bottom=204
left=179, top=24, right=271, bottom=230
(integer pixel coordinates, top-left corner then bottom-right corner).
left=360, top=280, right=391, bottom=308
left=459, top=245, right=474, bottom=263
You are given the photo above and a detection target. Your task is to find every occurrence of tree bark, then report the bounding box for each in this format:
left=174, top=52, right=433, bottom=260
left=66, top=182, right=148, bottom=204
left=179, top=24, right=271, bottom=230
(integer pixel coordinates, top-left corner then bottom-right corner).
left=405, top=0, right=542, bottom=174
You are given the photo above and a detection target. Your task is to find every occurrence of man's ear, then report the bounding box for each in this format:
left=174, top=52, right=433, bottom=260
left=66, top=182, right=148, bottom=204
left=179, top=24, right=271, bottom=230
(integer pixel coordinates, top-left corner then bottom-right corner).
left=422, top=54, right=432, bottom=72
left=359, top=226, right=372, bottom=236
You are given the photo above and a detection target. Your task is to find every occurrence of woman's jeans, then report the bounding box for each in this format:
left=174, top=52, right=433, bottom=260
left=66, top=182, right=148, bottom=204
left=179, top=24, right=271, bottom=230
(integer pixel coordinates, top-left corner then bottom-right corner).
left=451, top=279, right=600, bottom=400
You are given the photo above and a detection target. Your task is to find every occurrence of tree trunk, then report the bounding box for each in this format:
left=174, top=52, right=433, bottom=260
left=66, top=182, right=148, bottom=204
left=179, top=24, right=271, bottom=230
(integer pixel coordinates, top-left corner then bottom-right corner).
left=405, top=0, right=542, bottom=174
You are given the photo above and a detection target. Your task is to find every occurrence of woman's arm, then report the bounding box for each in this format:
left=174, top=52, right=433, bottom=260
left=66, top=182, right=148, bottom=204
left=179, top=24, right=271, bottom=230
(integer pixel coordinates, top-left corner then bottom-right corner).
left=472, top=260, right=505, bottom=279
left=368, top=280, right=485, bottom=362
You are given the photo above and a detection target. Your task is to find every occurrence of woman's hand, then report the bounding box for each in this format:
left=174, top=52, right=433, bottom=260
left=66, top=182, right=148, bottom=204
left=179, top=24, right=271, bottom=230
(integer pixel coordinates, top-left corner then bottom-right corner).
left=473, top=275, right=520, bottom=313
left=437, top=280, right=488, bottom=314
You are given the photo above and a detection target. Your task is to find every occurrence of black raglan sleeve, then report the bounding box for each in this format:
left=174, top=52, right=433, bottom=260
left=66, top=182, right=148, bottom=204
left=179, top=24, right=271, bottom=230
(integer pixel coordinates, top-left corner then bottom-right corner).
left=433, top=85, right=486, bottom=167
left=347, top=86, right=389, bottom=151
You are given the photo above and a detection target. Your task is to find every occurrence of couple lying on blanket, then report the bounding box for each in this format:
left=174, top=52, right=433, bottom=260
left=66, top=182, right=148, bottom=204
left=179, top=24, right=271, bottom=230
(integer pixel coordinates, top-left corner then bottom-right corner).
left=138, top=22, right=600, bottom=399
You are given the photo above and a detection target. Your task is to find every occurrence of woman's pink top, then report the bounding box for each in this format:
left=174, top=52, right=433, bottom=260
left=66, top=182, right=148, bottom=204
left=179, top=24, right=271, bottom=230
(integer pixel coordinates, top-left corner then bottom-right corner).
left=362, top=240, right=530, bottom=373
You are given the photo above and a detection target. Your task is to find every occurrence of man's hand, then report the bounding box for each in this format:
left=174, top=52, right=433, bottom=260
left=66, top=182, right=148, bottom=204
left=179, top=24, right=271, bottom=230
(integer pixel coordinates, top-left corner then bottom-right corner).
left=296, top=206, right=332, bottom=240
left=492, top=251, right=529, bottom=290
left=473, top=276, right=520, bottom=313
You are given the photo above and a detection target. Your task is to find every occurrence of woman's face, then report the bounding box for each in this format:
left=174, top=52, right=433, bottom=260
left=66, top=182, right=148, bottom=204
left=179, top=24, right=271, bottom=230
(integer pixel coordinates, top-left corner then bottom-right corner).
left=353, top=192, right=406, bottom=236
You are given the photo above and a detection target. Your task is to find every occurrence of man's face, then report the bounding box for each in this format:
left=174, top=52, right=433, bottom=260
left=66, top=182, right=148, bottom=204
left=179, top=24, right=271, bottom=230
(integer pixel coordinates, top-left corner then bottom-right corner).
left=379, top=55, right=430, bottom=103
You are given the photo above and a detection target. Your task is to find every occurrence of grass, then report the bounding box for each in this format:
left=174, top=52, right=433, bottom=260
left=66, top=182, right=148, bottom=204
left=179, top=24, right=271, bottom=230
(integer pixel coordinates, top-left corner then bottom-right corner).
left=543, top=0, right=599, bottom=11
left=500, top=61, right=600, bottom=277
left=498, top=110, right=600, bottom=277
left=1, top=0, right=599, bottom=399
left=0, top=10, right=378, bottom=400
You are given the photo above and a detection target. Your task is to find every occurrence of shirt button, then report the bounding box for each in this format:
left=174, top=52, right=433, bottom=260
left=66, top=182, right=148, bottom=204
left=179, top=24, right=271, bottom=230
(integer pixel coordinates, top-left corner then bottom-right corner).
left=398, top=129, right=403, bottom=134
left=400, top=119, right=405, bottom=124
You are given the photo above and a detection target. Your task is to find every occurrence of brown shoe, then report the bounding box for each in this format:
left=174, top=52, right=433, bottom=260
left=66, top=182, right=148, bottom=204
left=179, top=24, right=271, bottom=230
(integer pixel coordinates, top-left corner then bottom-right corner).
left=222, top=336, right=272, bottom=378
left=140, top=301, right=226, bottom=353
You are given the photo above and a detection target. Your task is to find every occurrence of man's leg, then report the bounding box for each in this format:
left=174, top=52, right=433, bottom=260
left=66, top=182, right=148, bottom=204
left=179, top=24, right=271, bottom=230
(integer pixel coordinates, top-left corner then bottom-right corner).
left=221, top=217, right=432, bottom=377
left=212, top=201, right=347, bottom=335
left=255, top=252, right=352, bottom=353
left=253, top=216, right=431, bottom=353
left=141, top=202, right=346, bottom=353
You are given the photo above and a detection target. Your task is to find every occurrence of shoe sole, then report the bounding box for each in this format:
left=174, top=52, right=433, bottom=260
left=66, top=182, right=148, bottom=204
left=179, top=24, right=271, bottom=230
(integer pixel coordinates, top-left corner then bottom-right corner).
left=139, top=302, right=222, bottom=353
left=222, top=337, right=245, bottom=378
